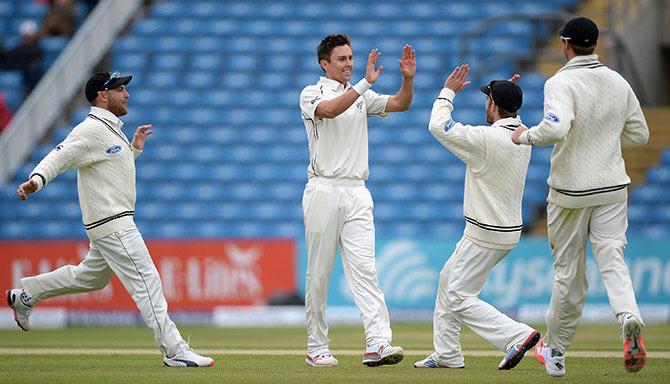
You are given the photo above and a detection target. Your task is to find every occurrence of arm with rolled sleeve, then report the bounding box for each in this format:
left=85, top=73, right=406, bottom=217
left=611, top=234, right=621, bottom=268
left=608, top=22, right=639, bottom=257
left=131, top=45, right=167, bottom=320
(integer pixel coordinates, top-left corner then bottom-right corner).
left=621, top=87, right=649, bottom=148
left=428, top=88, right=485, bottom=168
left=517, top=79, right=574, bottom=146
left=28, top=132, right=98, bottom=192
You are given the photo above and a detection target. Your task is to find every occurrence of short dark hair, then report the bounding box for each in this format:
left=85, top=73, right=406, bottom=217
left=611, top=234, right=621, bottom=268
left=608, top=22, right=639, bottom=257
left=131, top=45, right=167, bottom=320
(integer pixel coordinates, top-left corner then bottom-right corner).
left=499, top=108, right=517, bottom=119
left=570, top=43, right=596, bottom=56
left=317, top=34, right=351, bottom=70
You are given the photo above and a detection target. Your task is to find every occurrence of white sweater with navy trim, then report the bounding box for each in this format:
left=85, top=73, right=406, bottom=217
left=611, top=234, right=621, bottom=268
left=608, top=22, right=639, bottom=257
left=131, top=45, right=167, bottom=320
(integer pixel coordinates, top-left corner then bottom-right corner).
left=429, top=88, right=531, bottom=250
left=29, top=107, right=142, bottom=240
left=518, top=54, right=649, bottom=208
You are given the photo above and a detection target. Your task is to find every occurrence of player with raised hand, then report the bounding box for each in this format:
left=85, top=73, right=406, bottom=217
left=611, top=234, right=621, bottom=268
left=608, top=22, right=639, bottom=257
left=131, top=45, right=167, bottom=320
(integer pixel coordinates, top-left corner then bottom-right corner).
left=414, top=64, right=540, bottom=370
left=8, top=72, right=214, bottom=368
left=299, top=34, right=415, bottom=367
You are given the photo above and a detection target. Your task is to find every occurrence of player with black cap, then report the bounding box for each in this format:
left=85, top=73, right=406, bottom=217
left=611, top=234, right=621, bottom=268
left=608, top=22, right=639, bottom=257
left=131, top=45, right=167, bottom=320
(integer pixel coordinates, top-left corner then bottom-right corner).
left=511, top=17, right=649, bottom=376
left=8, top=72, right=215, bottom=368
left=415, top=64, right=539, bottom=370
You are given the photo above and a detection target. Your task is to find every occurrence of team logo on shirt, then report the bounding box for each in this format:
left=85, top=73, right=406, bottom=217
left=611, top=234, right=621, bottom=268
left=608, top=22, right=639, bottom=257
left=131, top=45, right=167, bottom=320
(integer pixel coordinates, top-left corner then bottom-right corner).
left=106, top=145, right=122, bottom=155
left=55, top=144, right=63, bottom=151
left=355, top=100, right=364, bottom=112
left=544, top=112, right=560, bottom=123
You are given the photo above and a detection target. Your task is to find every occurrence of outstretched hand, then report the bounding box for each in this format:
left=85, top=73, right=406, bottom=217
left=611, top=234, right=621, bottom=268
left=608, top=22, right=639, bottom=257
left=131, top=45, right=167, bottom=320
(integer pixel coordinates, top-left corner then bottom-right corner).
left=131, top=124, right=154, bottom=151
left=444, top=64, right=471, bottom=93
left=365, top=48, right=383, bottom=84
left=16, top=179, right=38, bottom=200
left=398, top=44, right=416, bottom=79
left=512, top=125, right=528, bottom=144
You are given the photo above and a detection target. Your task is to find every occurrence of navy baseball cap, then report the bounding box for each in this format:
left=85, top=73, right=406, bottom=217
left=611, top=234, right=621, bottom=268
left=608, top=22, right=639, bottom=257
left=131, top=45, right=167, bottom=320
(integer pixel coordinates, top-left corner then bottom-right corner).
left=85, top=71, right=132, bottom=103
left=559, top=17, right=599, bottom=47
left=479, top=80, right=523, bottom=113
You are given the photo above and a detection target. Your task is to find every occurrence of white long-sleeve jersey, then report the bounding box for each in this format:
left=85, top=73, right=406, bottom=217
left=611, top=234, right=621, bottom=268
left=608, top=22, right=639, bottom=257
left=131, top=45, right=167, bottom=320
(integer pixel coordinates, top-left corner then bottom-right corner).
left=429, top=88, right=531, bottom=250
left=518, top=54, right=649, bottom=208
left=28, top=106, right=142, bottom=240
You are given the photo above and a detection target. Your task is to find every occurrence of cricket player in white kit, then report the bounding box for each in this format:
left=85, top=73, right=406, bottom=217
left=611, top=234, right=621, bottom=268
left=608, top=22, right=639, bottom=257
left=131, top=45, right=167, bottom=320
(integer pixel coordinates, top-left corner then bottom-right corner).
left=299, top=34, right=415, bottom=367
left=414, top=64, right=539, bottom=370
left=512, top=17, right=649, bottom=376
left=8, top=72, right=214, bottom=368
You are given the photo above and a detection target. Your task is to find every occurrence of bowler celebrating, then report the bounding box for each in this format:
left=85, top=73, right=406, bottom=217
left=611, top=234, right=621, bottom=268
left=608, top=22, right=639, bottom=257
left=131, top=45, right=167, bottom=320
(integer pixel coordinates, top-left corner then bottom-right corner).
left=299, top=34, right=415, bottom=367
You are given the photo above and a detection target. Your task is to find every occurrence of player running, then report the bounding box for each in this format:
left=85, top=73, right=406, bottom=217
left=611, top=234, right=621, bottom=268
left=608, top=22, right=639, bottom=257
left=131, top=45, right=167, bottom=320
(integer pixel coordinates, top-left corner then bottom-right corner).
left=512, top=17, right=649, bottom=376
left=414, top=64, right=539, bottom=369
left=8, top=72, right=214, bottom=368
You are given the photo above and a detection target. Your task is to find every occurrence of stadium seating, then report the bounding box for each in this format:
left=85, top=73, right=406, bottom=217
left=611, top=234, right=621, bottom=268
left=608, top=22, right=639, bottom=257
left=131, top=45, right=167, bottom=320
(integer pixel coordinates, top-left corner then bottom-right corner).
left=0, top=0, right=579, bottom=239
left=0, top=1, right=89, bottom=111
left=628, top=149, right=670, bottom=238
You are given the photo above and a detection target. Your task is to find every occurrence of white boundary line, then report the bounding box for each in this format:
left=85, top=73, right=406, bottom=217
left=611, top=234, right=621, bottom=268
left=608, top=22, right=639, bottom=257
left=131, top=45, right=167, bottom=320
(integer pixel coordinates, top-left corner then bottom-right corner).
left=0, top=348, right=668, bottom=358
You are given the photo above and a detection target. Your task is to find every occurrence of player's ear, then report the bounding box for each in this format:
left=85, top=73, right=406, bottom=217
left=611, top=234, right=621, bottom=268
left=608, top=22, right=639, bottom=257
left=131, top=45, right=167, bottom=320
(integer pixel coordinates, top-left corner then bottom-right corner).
left=319, top=59, right=329, bottom=72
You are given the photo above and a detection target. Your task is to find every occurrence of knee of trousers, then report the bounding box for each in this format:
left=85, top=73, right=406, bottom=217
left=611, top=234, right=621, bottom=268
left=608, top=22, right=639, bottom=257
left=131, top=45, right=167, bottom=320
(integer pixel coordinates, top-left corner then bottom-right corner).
left=445, top=289, right=467, bottom=311
left=591, top=240, right=626, bottom=261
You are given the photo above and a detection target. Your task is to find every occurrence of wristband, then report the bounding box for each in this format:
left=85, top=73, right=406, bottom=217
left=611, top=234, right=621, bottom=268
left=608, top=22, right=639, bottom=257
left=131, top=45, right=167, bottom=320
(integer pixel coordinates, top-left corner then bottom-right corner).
left=352, top=78, right=372, bottom=95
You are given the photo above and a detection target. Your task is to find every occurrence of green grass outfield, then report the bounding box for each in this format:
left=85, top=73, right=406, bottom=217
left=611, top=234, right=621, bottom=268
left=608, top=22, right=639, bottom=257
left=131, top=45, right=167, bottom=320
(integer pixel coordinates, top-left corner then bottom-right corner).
left=0, top=323, right=668, bottom=383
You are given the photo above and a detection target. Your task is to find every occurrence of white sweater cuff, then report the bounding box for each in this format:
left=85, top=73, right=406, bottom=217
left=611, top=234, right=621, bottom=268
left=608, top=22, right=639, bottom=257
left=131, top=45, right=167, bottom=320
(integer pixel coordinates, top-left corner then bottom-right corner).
left=518, top=130, right=532, bottom=145
left=438, top=88, right=456, bottom=101
left=29, top=174, right=45, bottom=192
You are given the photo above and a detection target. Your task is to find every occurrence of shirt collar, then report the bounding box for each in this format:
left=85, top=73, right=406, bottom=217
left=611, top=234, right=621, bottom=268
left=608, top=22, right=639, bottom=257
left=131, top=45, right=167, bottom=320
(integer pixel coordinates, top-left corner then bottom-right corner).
left=319, top=76, right=349, bottom=92
left=491, top=116, right=522, bottom=131
left=561, top=54, right=600, bottom=70
left=89, top=106, right=124, bottom=129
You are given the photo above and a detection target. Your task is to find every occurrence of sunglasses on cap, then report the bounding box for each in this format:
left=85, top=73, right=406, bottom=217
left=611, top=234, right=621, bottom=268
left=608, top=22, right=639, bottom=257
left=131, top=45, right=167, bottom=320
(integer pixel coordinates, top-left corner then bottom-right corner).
left=102, top=71, right=121, bottom=90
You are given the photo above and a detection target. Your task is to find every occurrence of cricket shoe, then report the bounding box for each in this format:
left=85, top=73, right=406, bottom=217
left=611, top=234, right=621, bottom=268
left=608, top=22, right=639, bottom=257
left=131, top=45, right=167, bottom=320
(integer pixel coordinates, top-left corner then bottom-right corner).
left=498, top=330, right=541, bottom=370
left=622, top=313, right=646, bottom=373
left=414, top=353, right=465, bottom=369
left=305, top=350, right=338, bottom=367
left=362, top=342, right=404, bottom=367
left=163, top=349, right=214, bottom=367
left=6, top=289, right=33, bottom=331
left=534, top=338, right=565, bottom=377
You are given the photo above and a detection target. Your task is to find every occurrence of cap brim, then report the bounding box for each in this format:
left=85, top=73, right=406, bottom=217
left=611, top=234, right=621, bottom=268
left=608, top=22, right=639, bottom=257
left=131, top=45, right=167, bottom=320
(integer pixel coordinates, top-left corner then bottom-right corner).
left=479, top=84, right=490, bottom=96
left=105, top=75, right=132, bottom=90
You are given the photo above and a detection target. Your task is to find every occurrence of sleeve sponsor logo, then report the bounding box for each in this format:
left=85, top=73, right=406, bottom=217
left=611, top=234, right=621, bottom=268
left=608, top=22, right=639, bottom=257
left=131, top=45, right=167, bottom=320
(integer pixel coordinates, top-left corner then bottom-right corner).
left=544, top=112, right=560, bottom=123
left=106, top=145, right=122, bottom=155
left=444, top=119, right=456, bottom=131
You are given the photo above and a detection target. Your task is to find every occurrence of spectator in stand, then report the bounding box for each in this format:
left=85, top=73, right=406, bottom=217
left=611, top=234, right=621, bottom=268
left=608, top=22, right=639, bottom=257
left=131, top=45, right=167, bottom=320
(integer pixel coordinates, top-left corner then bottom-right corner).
left=0, top=91, right=12, bottom=133
left=41, top=0, right=78, bottom=38
left=0, top=20, right=44, bottom=93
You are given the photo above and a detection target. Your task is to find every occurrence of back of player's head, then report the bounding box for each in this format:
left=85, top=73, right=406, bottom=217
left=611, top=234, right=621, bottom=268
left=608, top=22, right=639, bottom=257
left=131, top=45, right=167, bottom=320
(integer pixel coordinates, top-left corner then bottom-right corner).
left=317, top=34, right=351, bottom=67
left=559, top=17, right=598, bottom=55
left=480, top=80, right=523, bottom=116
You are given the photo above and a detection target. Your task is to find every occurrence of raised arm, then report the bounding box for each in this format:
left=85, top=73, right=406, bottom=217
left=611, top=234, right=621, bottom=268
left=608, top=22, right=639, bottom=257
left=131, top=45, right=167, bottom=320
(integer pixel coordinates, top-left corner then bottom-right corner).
left=385, top=44, right=416, bottom=112
left=131, top=124, right=154, bottom=158
left=314, top=49, right=383, bottom=119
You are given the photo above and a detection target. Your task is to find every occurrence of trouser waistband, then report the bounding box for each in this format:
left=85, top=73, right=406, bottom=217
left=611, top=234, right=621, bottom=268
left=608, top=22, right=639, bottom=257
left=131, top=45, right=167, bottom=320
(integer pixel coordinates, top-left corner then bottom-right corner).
left=308, top=177, right=365, bottom=187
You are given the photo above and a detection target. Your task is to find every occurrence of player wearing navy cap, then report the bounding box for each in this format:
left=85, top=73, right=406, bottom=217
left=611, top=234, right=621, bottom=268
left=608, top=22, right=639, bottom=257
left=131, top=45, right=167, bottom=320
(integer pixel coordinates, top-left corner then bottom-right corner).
left=512, top=17, right=649, bottom=376
left=8, top=72, right=214, bottom=368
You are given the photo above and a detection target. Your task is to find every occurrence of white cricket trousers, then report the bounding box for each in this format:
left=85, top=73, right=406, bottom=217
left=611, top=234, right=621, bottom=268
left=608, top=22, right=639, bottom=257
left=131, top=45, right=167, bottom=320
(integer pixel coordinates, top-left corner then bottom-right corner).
left=302, top=177, right=392, bottom=354
left=545, top=201, right=643, bottom=352
left=433, top=237, right=534, bottom=367
left=20, top=226, right=188, bottom=357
